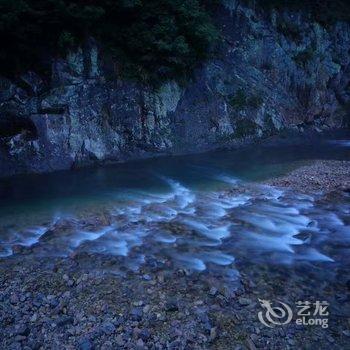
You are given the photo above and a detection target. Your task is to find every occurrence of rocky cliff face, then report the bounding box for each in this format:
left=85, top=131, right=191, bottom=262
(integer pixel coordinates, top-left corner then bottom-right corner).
left=1, top=1, right=350, bottom=177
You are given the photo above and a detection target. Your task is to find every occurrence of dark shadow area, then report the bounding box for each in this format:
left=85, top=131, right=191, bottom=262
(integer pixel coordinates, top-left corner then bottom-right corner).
left=0, top=112, right=38, bottom=140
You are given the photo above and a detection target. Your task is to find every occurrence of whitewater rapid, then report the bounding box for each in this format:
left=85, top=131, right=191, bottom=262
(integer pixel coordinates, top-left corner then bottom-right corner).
left=1, top=174, right=348, bottom=274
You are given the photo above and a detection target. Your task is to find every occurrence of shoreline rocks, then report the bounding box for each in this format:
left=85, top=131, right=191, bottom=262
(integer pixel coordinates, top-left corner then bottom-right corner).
left=0, top=159, right=349, bottom=349
left=0, top=250, right=349, bottom=349
left=262, top=160, right=350, bottom=193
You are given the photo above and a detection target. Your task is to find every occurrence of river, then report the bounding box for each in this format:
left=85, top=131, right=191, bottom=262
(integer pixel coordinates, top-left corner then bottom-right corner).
left=0, top=137, right=349, bottom=279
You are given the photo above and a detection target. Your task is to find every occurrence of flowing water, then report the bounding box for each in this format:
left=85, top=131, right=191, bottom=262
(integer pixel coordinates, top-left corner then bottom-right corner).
left=0, top=137, right=350, bottom=280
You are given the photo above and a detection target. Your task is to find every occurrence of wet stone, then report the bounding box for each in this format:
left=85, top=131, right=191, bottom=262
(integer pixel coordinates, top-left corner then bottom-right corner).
left=56, top=316, right=74, bottom=327
left=100, top=321, right=116, bottom=335
left=79, top=338, right=93, bottom=350
left=209, top=287, right=218, bottom=296
left=165, top=299, right=179, bottom=312
left=238, top=297, right=252, bottom=306
left=130, top=307, right=143, bottom=321
left=14, top=325, right=30, bottom=337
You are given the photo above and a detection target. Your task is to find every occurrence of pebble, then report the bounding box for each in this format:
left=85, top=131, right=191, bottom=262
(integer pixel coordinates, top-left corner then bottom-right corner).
left=246, top=338, right=257, bottom=350
left=143, top=304, right=151, bottom=313
left=136, top=338, right=144, bottom=348
left=56, top=316, right=74, bottom=327
left=79, top=338, right=93, bottom=350
left=342, top=330, right=350, bottom=337
left=10, top=294, right=19, bottom=304
left=288, top=338, right=296, bottom=345
left=238, top=297, right=251, bottom=306
left=100, top=321, right=116, bottom=335
left=30, top=313, right=38, bottom=322
left=250, top=334, right=259, bottom=343
left=210, top=327, right=217, bottom=340
left=165, top=299, right=178, bottom=312
left=327, top=335, right=335, bottom=343
left=14, top=325, right=30, bottom=337
left=209, top=287, right=218, bottom=296
left=14, top=335, right=26, bottom=342
left=131, top=307, right=143, bottom=321
left=116, top=334, right=124, bottom=346
left=140, top=328, right=151, bottom=340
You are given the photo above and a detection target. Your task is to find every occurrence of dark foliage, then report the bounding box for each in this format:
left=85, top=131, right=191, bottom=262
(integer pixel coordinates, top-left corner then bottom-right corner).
left=0, top=0, right=219, bottom=84
left=256, top=0, right=350, bottom=24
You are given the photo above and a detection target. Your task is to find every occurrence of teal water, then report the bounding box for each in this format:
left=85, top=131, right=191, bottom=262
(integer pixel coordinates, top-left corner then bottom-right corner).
left=0, top=137, right=349, bottom=272
left=1, top=139, right=349, bottom=216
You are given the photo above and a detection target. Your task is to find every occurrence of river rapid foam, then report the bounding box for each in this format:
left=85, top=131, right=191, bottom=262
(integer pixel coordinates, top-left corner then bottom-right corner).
left=1, top=175, right=348, bottom=276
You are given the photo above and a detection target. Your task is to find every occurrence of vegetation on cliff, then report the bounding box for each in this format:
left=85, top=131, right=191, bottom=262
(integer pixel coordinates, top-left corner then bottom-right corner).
left=0, top=0, right=218, bottom=83
left=257, top=0, right=350, bottom=24
left=0, top=0, right=349, bottom=84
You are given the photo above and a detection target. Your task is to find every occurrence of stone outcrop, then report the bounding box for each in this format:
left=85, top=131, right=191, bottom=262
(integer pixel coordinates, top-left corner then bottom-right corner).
left=1, top=1, right=350, bottom=177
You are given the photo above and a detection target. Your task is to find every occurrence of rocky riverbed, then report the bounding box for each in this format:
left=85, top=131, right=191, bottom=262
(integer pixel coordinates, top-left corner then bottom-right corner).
left=264, top=160, right=350, bottom=193
left=0, top=160, right=350, bottom=350
left=1, top=250, right=349, bottom=350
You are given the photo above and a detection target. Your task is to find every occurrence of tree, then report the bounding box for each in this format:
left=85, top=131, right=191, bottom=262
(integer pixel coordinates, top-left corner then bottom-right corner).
left=0, top=0, right=219, bottom=84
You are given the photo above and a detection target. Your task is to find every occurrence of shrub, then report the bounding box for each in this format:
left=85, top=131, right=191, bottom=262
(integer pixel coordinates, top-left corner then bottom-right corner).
left=234, top=118, right=257, bottom=138
left=255, top=0, right=350, bottom=24
left=228, top=89, right=263, bottom=110
left=260, top=61, right=274, bottom=71
left=0, top=0, right=219, bottom=84
left=276, top=18, right=302, bottom=42
left=229, top=89, right=247, bottom=110
left=293, top=48, right=315, bottom=67
left=247, top=94, right=264, bottom=108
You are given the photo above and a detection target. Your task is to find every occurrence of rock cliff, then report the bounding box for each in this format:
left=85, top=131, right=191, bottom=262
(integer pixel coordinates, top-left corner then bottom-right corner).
left=1, top=1, right=350, bottom=177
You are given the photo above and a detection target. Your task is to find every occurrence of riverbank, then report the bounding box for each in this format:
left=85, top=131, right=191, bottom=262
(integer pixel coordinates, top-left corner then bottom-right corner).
left=0, top=247, right=349, bottom=350
left=263, top=160, right=350, bottom=193
left=0, top=159, right=349, bottom=349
